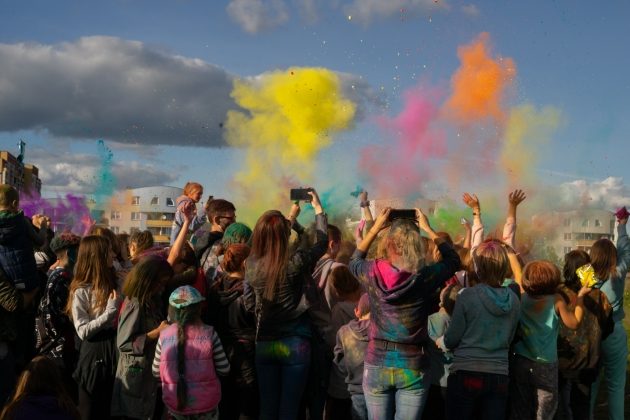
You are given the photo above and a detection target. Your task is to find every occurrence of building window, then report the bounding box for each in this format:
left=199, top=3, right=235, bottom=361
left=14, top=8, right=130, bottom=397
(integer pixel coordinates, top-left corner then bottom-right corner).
left=132, top=196, right=140, bottom=205
left=594, top=219, right=601, bottom=227
left=130, top=227, right=140, bottom=234
left=131, top=212, right=142, bottom=221
left=581, top=219, right=589, bottom=227
left=166, top=197, right=175, bottom=206
left=151, top=196, right=159, bottom=205
left=563, top=219, right=571, bottom=227
left=563, top=247, right=572, bottom=254
left=564, top=233, right=571, bottom=240
left=110, top=211, right=121, bottom=220
left=110, top=226, right=120, bottom=234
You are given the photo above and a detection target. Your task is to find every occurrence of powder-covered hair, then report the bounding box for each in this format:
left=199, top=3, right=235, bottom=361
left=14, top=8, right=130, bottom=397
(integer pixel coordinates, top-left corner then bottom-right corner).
left=130, top=230, right=154, bottom=255
left=222, top=244, right=251, bottom=274
left=384, top=219, right=425, bottom=273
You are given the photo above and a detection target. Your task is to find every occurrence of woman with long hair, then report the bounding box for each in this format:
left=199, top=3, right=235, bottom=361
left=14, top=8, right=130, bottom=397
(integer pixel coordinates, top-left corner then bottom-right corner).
left=349, top=208, right=460, bottom=419
left=589, top=214, right=630, bottom=420
left=244, top=189, right=328, bottom=420
left=0, top=355, right=79, bottom=420
left=65, top=235, right=121, bottom=420
left=111, top=254, right=172, bottom=419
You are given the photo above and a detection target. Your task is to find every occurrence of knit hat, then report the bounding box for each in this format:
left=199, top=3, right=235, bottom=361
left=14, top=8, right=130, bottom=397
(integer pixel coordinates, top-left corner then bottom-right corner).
left=222, top=222, right=252, bottom=247
left=49, top=233, right=81, bottom=254
left=169, top=285, right=205, bottom=308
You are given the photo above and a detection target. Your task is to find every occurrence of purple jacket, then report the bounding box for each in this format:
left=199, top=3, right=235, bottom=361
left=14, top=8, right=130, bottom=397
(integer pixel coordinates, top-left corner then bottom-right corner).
left=349, top=240, right=459, bottom=370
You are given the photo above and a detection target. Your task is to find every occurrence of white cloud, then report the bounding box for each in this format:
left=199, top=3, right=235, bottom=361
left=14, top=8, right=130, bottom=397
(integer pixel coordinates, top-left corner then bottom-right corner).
left=461, top=4, right=480, bottom=17
left=226, top=0, right=289, bottom=33
left=558, top=177, right=630, bottom=210
left=28, top=147, right=178, bottom=194
left=0, top=37, right=376, bottom=147
left=0, top=36, right=236, bottom=147
left=344, top=0, right=448, bottom=25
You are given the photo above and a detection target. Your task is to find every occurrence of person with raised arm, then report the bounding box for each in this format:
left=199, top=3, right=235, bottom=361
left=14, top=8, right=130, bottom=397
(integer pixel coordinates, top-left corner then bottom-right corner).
left=243, top=188, right=328, bottom=420
left=349, top=207, right=460, bottom=419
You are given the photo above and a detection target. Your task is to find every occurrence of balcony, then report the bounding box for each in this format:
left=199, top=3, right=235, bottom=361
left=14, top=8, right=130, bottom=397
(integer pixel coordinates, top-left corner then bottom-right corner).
left=146, top=219, right=172, bottom=228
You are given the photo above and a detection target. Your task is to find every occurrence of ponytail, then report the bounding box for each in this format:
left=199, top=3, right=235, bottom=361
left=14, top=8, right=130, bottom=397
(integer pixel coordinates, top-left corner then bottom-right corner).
left=176, top=322, right=187, bottom=410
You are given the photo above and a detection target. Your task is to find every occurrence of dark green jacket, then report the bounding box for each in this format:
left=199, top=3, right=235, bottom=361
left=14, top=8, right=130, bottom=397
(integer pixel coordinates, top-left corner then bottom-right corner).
left=0, top=267, right=24, bottom=342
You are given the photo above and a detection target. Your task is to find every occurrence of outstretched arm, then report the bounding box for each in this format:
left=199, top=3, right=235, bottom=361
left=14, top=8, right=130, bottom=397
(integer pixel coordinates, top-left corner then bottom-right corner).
left=168, top=203, right=193, bottom=266
left=463, top=193, right=483, bottom=250
left=503, top=189, right=526, bottom=249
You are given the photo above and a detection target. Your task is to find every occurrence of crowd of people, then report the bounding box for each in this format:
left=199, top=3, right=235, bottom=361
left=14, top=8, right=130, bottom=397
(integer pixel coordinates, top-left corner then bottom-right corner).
left=0, top=181, right=628, bottom=420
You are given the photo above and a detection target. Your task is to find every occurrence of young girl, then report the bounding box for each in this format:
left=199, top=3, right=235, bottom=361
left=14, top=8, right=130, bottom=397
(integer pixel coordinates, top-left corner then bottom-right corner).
left=152, top=285, right=230, bottom=419
left=65, top=235, right=121, bottom=420
left=442, top=241, right=520, bottom=420
left=510, top=260, right=590, bottom=420
left=111, top=255, right=172, bottom=419
left=0, top=355, right=79, bottom=420
left=170, top=182, right=207, bottom=246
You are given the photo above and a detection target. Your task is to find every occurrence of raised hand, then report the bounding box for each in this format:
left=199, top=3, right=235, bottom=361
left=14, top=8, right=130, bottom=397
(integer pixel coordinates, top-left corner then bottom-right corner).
left=462, top=193, right=480, bottom=211
left=508, top=189, right=526, bottom=207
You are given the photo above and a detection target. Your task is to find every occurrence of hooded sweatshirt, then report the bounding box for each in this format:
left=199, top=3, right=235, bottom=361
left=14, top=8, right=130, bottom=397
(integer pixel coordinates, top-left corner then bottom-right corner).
left=444, top=283, right=521, bottom=375
left=327, top=301, right=360, bottom=398
left=349, top=240, right=460, bottom=370
left=333, top=319, right=370, bottom=395
left=0, top=210, right=44, bottom=291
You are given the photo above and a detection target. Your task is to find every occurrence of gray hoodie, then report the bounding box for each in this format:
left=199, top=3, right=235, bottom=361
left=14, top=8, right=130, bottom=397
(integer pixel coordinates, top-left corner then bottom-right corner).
left=443, top=283, right=520, bottom=375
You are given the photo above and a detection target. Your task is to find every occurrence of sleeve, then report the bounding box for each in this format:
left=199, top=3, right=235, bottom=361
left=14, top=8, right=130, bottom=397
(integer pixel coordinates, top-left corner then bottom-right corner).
left=443, top=293, right=466, bottom=350
left=212, top=330, right=230, bottom=376
left=0, top=269, right=23, bottom=312
left=242, top=279, right=255, bottom=313
left=332, top=328, right=348, bottom=378
left=427, top=314, right=441, bottom=343
left=422, top=240, right=461, bottom=292
left=615, top=223, right=630, bottom=277
left=152, top=337, right=162, bottom=378
left=24, top=217, right=46, bottom=247
left=289, top=213, right=328, bottom=275
left=502, top=216, right=516, bottom=249
left=190, top=210, right=207, bottom=233
left=348, top=249, right=374, bottom=287
left=72, top=289, right=119, bottom=341
left=44, top=273, right=71, bottom=336
left=471, top=217, right=484, bottom=250
left=117, top=299, right=149, bottom=356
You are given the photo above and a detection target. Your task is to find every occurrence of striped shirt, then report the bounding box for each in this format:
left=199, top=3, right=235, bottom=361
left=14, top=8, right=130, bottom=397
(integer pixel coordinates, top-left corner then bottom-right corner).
left=152, top=327, right=230, bottom=378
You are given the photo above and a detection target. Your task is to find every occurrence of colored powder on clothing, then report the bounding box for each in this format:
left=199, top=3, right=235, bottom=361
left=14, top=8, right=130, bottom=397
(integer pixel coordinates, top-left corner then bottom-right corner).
left=225, top=67, right=356, bottom=224
left=359, top=87, right=445, bottom=199
left=443, top=32, right=516, bottom=124
left=500, top=104, right=561, bottom=186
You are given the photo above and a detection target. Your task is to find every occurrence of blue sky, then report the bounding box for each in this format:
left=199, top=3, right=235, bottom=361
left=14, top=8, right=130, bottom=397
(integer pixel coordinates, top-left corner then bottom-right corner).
left=0, top=0, right=629, bottom=209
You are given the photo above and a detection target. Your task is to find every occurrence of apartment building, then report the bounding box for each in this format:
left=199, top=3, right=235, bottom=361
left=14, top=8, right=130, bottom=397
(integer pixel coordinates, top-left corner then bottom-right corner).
left=537, top=209, right=616, bottom=258
left=0, top=150, right=42, bottom=196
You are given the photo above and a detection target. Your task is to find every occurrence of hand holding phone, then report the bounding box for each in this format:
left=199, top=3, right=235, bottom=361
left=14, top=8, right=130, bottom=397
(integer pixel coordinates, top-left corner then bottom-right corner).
left=290, top=188, right=313, bottom=202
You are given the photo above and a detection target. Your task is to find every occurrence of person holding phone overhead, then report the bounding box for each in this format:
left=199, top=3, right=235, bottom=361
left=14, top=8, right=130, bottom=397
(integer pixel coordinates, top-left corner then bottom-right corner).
left=243, top=188, right=328, bottom=420
left=349, top=207, right=460, bottom=419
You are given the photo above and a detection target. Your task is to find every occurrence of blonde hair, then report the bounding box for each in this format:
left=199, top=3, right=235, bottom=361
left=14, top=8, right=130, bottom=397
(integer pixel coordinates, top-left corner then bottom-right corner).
left=384, top=220, right=425, bottom=273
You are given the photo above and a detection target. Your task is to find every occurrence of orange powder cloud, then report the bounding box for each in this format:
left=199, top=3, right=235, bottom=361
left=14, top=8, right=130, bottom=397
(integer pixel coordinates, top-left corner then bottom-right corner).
left=444, top=32, right=516, bottom=124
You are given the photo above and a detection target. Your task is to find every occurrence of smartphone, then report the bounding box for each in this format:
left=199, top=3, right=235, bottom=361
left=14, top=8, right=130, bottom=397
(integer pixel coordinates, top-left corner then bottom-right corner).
left=388, top=209, right=416, bottom=221
left=290, top=188, right=313, bottom=201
